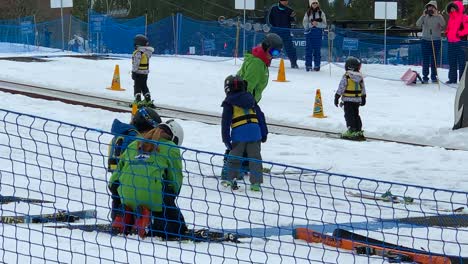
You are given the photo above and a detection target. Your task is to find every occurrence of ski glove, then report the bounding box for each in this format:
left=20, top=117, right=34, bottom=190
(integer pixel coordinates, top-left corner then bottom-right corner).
left=224, top=142, right=232, bottom=150
left=361, top=95, right=366, bottom=106
left=334, top=94, right=340, bottom=107
left=262, top=135, right=267, bottom=143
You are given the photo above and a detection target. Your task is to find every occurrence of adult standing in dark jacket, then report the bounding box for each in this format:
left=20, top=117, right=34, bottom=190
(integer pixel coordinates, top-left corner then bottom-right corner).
left=268, top=0, right=299, bottom=68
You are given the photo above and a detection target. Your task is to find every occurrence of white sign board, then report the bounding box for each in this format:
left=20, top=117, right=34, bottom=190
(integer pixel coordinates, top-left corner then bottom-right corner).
left=374, top=2, right=397, bottom=20
left=235, top=0, right=255, bottom=10
left=51, top=0, right=73, bottom=8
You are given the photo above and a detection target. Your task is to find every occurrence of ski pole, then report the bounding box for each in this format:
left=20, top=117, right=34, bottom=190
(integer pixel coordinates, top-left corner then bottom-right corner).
left=430, top=29, right=441, bottom=90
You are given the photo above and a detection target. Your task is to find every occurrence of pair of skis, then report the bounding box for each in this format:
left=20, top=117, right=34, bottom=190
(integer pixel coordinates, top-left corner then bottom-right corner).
left=46, top=224, right=246, bottom=243
left=1, top=194, right=97, bottom=224
left=346, top=191, right=466, bottom=213
left=294, top=227, right=466, bottom=264
left=1, top=209, right=97, bottom=224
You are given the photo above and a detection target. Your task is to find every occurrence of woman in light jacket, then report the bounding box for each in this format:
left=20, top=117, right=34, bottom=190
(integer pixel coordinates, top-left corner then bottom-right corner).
left=303, top=0, right=327, bottom=72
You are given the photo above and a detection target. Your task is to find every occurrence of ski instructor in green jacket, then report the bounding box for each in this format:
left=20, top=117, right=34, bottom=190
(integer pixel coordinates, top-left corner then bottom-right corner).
left=109, top=119, right=187, bottom=240
left=238, top=33, right=284, bottom=103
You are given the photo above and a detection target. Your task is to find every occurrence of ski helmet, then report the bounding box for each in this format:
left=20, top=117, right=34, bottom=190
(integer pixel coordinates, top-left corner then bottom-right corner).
left=345, top=56, right=362, bottom=71
left=158, top=119, right=184, bottom=146
left=134, top=34, right=149, bottom=47
left=132, top=107, right=162, bottom=132
left=261, top=33, right=283, bottom=52
left=224, top=74, right=247, bottom=94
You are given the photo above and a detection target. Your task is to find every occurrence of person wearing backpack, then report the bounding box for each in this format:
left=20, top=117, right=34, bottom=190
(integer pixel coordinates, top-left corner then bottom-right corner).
left=107, top=107, right=161, bottom=221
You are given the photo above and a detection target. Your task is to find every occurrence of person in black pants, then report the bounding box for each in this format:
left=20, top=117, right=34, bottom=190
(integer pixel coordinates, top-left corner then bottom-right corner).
left=334, top=57, right=367, bottom=140
left=267, top=0, right=298, bottom=68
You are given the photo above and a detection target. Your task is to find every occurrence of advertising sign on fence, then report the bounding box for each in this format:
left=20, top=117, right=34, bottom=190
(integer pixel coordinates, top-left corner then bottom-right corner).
left=20, top=21, right=33, bottom=34
left=342, top=38, right=359, bottom=51
left=90, top=15, right=106, bottom=33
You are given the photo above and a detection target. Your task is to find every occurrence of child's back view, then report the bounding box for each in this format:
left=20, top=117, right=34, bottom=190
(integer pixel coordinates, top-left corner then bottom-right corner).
left=334, top=56, right=367, bottom=141
left=221, top=74, right=268, bottom=191
left=132, top=34, right=154, bottom=107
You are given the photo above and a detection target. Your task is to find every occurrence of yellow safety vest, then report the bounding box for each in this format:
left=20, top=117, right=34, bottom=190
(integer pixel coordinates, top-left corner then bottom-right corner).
left=231, top=106, right=258, bottom=128
left=343, top=74, right=362, bottom=97
left=133, top=50, right=149, bottom=70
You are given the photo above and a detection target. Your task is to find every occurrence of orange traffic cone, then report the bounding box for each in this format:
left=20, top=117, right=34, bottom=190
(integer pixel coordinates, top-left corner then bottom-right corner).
left=312, top=89, right=327, bottom=118
left=107, top=64, right=125, bottom=91
left=273, top=58, right=289, bottom=82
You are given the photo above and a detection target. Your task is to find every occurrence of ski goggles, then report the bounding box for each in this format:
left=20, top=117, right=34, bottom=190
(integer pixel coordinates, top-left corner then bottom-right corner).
left=139, top=108, right=159, bottom=128
left=269, top=48, right=281, bottom=57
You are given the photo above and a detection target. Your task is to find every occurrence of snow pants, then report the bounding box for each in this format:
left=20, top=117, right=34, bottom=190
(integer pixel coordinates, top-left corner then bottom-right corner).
left=448, top=41, right=466, bottom=83
left=343, top=102, right=362, bottom=132
left=148, top=194, right=188, bottom=240
left=132, top=72, right=150, bottom=98
left=227, top=141, right=263, bottom=184
left=273, top=29, right=297, bottom=66
left=421, top=39, right=441, bottom=81
left=305, top=28, right=323, bottom=70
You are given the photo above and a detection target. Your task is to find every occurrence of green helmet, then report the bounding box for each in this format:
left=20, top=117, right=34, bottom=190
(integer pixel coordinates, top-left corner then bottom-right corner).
left=345, top=56, right=362, bottom=71
left=261, top=33, right=283, bottom=51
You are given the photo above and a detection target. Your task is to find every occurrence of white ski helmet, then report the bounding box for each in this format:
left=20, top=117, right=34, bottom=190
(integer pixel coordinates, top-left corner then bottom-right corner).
left=158, top=119, right=184, bottom=146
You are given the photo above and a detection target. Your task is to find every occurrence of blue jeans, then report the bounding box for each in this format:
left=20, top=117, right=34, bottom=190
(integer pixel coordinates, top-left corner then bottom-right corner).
left=421, top=39, right=441, bottom=81
left=448, top=41, right=466, bottom=82
left=305, top=28, right=323, bottom=69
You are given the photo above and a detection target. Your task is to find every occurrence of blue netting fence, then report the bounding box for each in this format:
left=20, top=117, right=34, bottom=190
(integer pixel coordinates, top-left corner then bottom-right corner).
left=1, top=12, right=465, bottom=68
left=1, top=109, right=467, bottom=263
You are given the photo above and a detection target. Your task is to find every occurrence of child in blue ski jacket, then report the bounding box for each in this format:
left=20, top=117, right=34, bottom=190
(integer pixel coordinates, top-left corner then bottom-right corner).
left=221, top=74, right=268, bottom=191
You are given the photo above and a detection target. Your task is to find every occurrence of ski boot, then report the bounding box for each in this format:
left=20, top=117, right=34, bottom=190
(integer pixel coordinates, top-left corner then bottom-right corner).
left=340, top=129, right=355, bottom=140
left=221, top=179, right=239, bottom=190
left=133, top=206, right=151, bottom=238
left=143, top=93, right=156, bottom=108
left=111, top=205, right=134, bottom=235
left=131, top=93, right=143, bottom=108
left=250, top=183, right=261, bottom=192
left=354, top=130, right=366, bottom=141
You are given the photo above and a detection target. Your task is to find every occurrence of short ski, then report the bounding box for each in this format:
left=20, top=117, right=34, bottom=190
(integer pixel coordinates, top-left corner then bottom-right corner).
left=0, top=195, right=53, bottom=205
left=333, top=228, right=467, bottom=264
left=294, top=227, right=451, bottom=264
left=1, top=209, right=97, bottom=224
left=47, top=224, right=245, bottom=243
left=430, top=206, right=465, bottom=213
left=346, top=191, right=465, bottom=213
left=345, top=191, right=413, bottom=204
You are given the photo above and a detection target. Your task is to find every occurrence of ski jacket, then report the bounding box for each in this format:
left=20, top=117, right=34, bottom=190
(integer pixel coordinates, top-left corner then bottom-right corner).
left=267, top=2, right=295, bottom=28
left=107, top=119, right=140, bottom=172
left=303, top=8, right=327, bottom=30
left=132, top=46, right=154, bottom=74
left=446, top=1, right=466, bottom=42
left=416, top=14, right=445, bottom=41
left=221, top=91, right=267, bottom=144
left=336, top=71, right=366, bottom=103
left=109, top=138, right=183, bottom=212
left=237, top=46, right=270, bottom=103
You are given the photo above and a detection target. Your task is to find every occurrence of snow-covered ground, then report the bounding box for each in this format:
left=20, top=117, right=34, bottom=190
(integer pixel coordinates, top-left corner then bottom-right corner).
left=0, top=48, right=467, bottom=263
